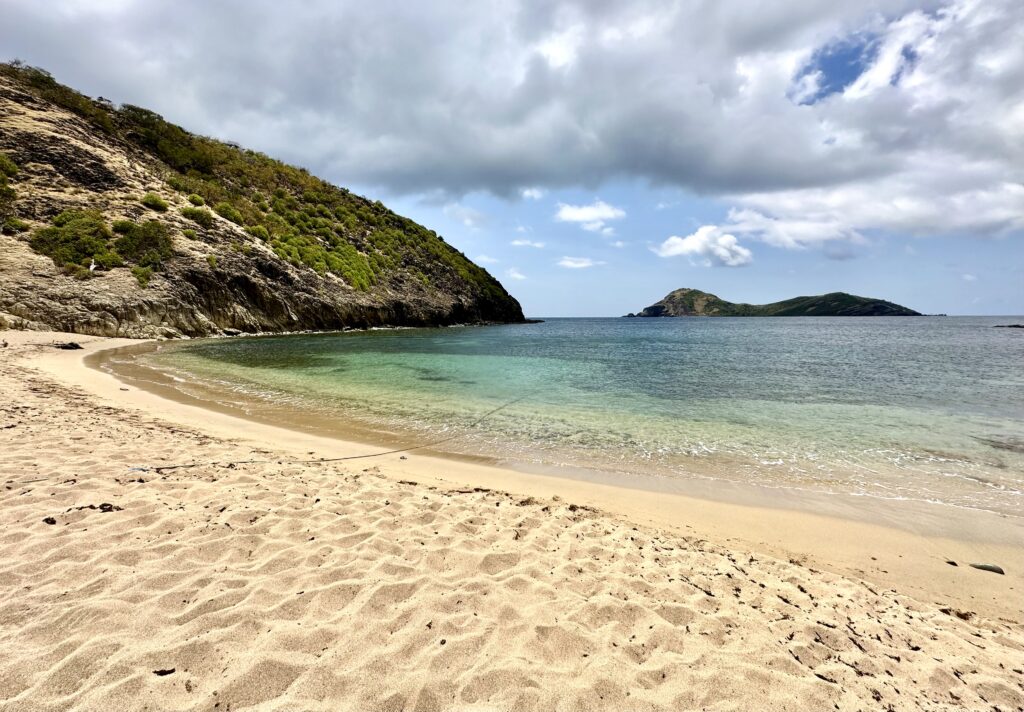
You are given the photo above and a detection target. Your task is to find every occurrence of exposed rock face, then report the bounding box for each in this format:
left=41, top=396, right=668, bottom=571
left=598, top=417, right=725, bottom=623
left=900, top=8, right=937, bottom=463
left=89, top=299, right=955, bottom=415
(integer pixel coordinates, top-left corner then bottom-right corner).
left=628, top=288, right=921, bottom=318
left=0, top=71, right=524, bottom=337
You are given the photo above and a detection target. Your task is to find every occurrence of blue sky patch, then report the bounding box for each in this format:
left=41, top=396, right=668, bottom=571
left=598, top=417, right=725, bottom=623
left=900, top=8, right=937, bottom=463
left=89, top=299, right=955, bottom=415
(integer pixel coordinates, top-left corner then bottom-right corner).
left=795, top=33, right=880, bottom=104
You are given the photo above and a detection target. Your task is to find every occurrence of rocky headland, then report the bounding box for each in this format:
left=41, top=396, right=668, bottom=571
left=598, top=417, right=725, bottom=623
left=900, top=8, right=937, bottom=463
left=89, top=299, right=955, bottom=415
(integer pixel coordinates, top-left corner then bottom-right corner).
left=0, top=64, right=524, bottom=338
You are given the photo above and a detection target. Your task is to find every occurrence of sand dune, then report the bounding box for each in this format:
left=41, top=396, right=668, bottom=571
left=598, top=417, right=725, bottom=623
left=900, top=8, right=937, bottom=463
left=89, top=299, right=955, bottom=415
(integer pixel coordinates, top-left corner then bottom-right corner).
left=1, top=333, right=1022, bottom=711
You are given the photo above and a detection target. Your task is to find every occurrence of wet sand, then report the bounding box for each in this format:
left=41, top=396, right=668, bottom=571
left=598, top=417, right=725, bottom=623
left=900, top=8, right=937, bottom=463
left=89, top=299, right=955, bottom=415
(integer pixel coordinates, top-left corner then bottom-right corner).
left=1, top=330, right=1022, bottom=711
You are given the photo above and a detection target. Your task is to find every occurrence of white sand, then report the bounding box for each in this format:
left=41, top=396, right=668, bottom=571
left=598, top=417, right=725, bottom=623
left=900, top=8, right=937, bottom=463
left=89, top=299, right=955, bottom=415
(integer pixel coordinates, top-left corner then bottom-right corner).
left=1, top=331, right=1021, bottom=711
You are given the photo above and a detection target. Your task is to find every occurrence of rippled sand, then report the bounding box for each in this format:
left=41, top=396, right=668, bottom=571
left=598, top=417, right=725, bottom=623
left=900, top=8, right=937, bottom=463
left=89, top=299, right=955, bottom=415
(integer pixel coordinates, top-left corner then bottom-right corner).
left=1, top=332, right=1022, bottom=711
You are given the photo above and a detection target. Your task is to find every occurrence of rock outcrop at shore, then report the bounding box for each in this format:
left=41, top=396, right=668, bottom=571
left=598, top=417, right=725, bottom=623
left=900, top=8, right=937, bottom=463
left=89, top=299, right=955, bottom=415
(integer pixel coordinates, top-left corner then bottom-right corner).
left=626, top=288, right=921, bottom=318
left=0, top=64, right=525, bottom=337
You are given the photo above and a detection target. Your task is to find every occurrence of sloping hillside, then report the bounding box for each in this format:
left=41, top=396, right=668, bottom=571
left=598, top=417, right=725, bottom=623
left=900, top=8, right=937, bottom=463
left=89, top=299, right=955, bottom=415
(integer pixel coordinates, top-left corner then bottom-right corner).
left=627, top=288, right=920, bottom=317
left=0, top=63, right=524, bottom=337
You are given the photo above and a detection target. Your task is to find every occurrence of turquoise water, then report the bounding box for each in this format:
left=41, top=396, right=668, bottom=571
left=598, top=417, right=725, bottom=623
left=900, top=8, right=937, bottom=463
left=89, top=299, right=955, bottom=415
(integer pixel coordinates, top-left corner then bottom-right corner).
left=128, top=317, right=1024, bottom=516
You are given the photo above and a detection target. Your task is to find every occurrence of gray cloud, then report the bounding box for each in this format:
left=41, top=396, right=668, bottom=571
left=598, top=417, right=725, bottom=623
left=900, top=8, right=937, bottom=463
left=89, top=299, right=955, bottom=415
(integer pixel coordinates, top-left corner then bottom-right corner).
left=2, top=0, right=1021, bottom=244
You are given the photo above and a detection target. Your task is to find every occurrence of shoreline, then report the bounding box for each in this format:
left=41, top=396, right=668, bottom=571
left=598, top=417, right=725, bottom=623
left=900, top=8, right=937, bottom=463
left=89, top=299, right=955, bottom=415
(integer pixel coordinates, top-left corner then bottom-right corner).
left=92, top=337, right=1024, bottom=541
left=32, top=332, right=1024, bottom=620
left=3, top=329, right=1023, bottom=710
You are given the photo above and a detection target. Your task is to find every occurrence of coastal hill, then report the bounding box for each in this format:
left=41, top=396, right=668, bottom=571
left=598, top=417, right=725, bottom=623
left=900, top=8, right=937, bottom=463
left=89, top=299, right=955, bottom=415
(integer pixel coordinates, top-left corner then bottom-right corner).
left=626, top=288, right=921, bottom=317
left=0, top=63, right=524, bottom=337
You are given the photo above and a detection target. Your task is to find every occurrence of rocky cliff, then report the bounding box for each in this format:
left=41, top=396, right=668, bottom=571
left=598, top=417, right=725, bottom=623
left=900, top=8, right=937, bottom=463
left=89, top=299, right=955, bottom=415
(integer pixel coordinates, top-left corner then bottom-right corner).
left=626, top=288, right=921, bottom=317
left=0, top=64, right=524, bottom=338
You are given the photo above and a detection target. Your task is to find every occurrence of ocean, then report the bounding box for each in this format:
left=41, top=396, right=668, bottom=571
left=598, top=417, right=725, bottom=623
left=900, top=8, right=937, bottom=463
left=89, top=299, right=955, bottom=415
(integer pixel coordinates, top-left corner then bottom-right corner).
left=103, top=317, right=1024, bottom=518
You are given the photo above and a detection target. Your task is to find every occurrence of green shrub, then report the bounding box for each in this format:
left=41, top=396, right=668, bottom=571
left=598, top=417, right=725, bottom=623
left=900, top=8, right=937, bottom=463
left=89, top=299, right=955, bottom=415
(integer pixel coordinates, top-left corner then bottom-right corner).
left=187, top=194, right=205, bottom=206
left=119, top=103, right=220, bottom=174
left=114, top=220, right=173, bottom=268
left=246, top=225, right=270, bottom=241
left=0, top=153, right=15, bottom=218
left=206, top=254, right=217, bottom=269
left=2, top=217, right=30, bottom=234
left=0, top=152, right=17, bottom=178
left=29, top=210, right=122, bottom=274
left=112, top=219, right=135, bottom=234
left=182, top=228, right=197, bottom=239
left=140, top=192, right=169, bottom=212
left=166, top=174, right=187, bottom=192
left=213, top=201, right=243, bottom=225
left=131, top=265, right=153, bottom=287
left=181, top=206, right=214, bottom=228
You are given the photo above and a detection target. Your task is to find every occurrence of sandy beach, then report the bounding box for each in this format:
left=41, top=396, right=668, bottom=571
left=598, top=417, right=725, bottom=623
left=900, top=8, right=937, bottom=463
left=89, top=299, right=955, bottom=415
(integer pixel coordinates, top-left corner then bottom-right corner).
left=1, top=331, right=1022, bottom=711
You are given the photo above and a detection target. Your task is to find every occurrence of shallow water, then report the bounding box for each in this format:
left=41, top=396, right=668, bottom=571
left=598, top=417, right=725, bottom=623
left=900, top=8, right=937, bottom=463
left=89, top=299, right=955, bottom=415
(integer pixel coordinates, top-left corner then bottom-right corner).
left=123, top=317, right=1024, bottom=517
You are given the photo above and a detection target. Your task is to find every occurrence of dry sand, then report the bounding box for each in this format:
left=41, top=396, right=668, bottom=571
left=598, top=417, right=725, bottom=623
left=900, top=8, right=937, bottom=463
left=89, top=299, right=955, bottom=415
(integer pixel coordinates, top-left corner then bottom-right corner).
left=1, top=331, right=1022, bottom=711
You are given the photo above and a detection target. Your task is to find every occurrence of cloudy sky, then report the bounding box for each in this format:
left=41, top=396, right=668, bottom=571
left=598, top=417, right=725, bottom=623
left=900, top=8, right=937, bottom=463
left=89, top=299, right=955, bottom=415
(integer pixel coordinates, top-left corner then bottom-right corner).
left=3, top=0, right=1022, bottom=315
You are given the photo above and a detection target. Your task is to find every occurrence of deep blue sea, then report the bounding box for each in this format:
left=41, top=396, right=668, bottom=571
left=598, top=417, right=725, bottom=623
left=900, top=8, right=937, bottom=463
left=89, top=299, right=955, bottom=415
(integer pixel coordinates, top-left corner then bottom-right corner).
left=122, top=317, right=1024, bottom=517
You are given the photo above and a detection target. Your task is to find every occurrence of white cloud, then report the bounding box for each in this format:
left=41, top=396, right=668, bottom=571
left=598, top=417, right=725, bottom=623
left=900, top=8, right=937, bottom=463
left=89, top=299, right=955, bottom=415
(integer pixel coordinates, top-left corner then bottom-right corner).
left=962, top=273, right=977, bottom=282
left=653, top=226, right=753, bottom=267
left=722, top=208, right=863, bottom=249
left=556, top=200, right=625, bottom=223
left=505, top=267, right=527, bottom=280
left=4, top=0, right=1022, bottom=251
left=511, top=239, right=545, bottom=248
left=475, top=254, right=498, bottom=264
left=557, top=256, right=606, bottom=269
left=521, top=187, right=545, bottom=200
left=555, top=200, right=626, bottom=234
left=536, top=25, right=585, bottom=69
left=611, top=240, right=627, bottom=248
left=443, top=202, right=485, bottom=229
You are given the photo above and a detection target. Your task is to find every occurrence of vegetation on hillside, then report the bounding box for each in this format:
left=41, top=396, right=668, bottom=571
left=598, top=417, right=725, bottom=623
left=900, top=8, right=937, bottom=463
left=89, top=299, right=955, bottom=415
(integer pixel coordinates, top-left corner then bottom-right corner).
left=29, top=211, right=122, bottom=277
left=140, top=192, right=169, bottom=212
left=180, top=206, right=214, bottom=228
left=1, top=217, right=29, bottom=235
left=0, top=151, right=17, bottom=222
left=746, top=292, right=920, bottom=317
left=111, top=219, right=174, bottom=268
left=0, top=61, right=508, bottom=303
left=30, top=210, right=172, bottom=282
left=0, top=61, right=115, bottom=133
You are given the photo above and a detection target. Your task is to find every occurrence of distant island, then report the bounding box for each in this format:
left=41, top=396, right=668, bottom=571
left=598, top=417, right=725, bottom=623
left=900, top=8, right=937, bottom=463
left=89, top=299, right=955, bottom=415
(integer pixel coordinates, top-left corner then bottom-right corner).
left=625, top=288, right=921, bottom=317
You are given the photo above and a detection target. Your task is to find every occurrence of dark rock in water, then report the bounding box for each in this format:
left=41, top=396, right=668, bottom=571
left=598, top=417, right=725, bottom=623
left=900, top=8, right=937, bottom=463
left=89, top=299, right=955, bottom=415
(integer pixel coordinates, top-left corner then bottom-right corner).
left=221, top=328, right=243, bottom=336
left=55, top=341, right=82, bottom=350
left=969, top=563, right=1005, bottom=575
left=993, top=324, right=1024, bottom=328
left=973, top=436, right=1024, bottom=454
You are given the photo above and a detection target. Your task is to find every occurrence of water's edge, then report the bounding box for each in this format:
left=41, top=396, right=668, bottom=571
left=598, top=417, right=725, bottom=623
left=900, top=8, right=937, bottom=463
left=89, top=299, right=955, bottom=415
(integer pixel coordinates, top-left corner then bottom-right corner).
left=88, top=338, right=1024, bottom=546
